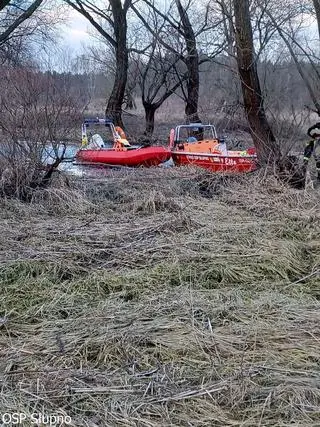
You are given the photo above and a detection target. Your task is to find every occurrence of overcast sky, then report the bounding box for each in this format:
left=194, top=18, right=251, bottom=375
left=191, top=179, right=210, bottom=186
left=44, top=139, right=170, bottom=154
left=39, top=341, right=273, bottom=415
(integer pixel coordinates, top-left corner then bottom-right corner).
left=59, top=7, right=319, bottom=59
left=61, top=10, right=91, bottom=53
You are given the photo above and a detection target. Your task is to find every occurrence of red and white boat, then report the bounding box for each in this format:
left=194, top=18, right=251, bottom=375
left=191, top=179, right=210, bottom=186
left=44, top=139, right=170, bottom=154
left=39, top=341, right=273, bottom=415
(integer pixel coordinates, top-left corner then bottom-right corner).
left=76, top=118, right=170, bottom=167
left=169, top=123, right=257, bottom=173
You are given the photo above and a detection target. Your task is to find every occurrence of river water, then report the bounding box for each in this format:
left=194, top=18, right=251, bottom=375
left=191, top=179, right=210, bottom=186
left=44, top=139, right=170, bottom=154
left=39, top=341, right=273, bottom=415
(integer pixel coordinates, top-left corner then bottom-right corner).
left=0, top=142, right=173, bottom=179
left=57, top=145, right=174, bottom=178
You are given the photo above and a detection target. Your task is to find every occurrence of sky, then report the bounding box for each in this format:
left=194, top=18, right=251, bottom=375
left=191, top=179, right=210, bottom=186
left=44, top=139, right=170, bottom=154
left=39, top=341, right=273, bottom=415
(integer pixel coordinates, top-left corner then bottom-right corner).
left=60, top=9, right=91, bottom=53
left=59, top=6, right=319, bottom=60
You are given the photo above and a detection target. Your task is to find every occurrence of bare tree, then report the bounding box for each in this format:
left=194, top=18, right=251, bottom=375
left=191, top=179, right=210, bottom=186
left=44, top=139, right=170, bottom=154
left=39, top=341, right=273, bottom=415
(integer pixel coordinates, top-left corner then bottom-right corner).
left=312, top=0, right=320, bottom=40
left=174, top=0, right=200, bottom=123
left=216, top=0, right=236, bottom=57
left=248, top=0, right=320, bottom=118
left=271, top=24, right=320, bottom=116
left=233, top=0, right=281, bottom=164
left=1, top=1, right=65, bottom=66
left=0, top=0, right=44, bottom=45
left=64, top=0, right=132, bottom=128
left=133, top=42, right=186, bottom=136
left=132, top=0, right=223, bottom=123
left=0, top=66, right=86, bottom=199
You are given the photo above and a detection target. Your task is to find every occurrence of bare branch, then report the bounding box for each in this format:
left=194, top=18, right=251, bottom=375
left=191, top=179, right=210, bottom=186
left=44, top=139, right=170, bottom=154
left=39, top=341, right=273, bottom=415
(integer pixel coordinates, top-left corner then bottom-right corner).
left=64, top=0, right=117, bottom=47
left=0, top=0, right=44, bottom=45
left=131, top=3, right=185, bottom=60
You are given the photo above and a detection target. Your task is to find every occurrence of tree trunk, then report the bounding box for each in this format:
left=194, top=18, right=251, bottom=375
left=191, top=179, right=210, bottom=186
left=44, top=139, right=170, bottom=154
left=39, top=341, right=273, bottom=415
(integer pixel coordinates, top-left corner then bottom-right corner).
left=105, top=0, right=128, bottom=128
left=233, top=0, right=281, bottom=165
left=185, top=55, right=200, bottom=123
left=313, top=0, right=320, bottom=41
left=0, top=0, right=11, bottom=12
left=143, top=103, right=157, bottom=137
left=176, top=0, right=200, bottom=123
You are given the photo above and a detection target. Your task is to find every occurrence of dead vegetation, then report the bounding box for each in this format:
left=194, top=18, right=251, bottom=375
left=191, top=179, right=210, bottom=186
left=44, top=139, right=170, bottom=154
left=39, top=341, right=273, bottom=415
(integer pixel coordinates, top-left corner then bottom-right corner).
left=0, top=168, right=319, bottom=426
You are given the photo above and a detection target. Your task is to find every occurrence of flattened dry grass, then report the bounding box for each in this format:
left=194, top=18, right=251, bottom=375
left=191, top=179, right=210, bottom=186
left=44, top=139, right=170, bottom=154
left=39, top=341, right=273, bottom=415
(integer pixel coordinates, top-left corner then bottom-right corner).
left=0, top=168, right=319, bottom=426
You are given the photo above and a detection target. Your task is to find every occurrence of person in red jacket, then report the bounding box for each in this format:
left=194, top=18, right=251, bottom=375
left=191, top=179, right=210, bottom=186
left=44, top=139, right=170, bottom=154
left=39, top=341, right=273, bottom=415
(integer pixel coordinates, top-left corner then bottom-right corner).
left=304, top=123, right=320, bottom=181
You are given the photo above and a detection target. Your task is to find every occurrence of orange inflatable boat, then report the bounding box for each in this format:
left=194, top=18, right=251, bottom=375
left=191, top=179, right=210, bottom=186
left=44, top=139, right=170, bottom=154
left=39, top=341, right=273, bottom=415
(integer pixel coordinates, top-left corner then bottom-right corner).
left=169, top=123, right=257, bottom=173
left=76, top=118, right=170, bottom=167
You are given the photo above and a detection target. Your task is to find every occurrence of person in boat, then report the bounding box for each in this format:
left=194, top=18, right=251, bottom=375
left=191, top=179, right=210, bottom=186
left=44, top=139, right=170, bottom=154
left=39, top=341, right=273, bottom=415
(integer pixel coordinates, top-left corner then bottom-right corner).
left=88, top=134, right=105, bottom=149
left=114, top=126, right=131, bottom=149
left=115, top=126, right=127, bottom=140
left=186, top=125, right=203, bottom=143
left=304, top=123, right=320, bottom=181
left=187, top=136, right=197, bottom=143
left=192, top=126, right=204, bottom=141
left=111, top=126, right=130, bottom=151
left=217, top=137, right=228, bottom=156
left=115, top=138, right=131, bottom=148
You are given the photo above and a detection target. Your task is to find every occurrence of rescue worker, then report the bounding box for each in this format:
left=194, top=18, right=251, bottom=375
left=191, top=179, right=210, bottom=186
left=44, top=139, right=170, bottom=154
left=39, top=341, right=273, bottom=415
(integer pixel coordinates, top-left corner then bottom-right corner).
left=192, top=126, right=204, bottom=141
left=114, top=126, right=131, bottom=149
left=187, top=136, right=197, bottom=143
left=115, top=126, right=127, bottom=140
left=304, top=123, right=320, bottom=181
left=217, top=137, right=228, bottom=156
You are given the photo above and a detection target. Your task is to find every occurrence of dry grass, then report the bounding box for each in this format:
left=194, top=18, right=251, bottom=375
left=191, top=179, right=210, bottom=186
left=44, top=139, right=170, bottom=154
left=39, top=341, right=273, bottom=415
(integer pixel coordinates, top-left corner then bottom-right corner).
left=0, top=168, right=319, bottom=426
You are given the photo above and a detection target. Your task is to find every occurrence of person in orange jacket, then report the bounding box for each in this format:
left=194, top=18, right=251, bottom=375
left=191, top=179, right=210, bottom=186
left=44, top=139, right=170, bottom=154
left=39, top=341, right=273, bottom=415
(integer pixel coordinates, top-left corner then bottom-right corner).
left=115, top=126, right=127, bottom=140
left=114, top=126, right=130, bottom=150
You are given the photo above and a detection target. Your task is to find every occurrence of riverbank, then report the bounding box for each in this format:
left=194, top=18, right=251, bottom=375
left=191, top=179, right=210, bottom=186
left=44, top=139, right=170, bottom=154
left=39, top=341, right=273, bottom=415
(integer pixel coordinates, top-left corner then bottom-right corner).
left=0, top=168, right=319, bottom=426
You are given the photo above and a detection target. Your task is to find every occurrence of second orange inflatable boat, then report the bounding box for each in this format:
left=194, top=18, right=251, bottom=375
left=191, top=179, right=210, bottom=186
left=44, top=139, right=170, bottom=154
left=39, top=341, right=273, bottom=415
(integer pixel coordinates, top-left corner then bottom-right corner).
left=76, top=118, right=170, bottom=167
left=169, top=123, right=257, bottom=173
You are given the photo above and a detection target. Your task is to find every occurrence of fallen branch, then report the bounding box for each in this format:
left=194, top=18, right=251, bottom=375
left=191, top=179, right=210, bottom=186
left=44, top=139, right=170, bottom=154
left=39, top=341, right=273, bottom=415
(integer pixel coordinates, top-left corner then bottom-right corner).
left=285, top=269, right=320, bottom=288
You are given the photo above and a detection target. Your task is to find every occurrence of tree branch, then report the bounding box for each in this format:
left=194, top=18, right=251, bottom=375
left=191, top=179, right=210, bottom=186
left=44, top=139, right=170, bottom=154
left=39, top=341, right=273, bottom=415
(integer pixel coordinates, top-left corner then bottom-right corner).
left=0, top=0, right=44, bottom=45
left=0, top=0, right=11, bottom=12
left=140, top=0, right=184, bottom=35
left=131, top=3, right=185, bottom=60
left=64, top=0, right=117, bottom=48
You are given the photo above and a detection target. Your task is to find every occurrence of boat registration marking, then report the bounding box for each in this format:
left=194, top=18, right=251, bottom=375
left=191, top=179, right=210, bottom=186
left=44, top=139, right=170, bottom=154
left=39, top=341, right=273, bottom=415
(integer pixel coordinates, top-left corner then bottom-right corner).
left=187, top=155, right=210, bottom=161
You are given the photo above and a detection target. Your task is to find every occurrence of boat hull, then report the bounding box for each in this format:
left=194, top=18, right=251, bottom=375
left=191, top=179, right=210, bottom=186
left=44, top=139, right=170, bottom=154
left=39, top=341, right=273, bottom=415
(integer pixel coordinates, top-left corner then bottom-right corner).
left=171, top=151, right=257, bottom=173
left=76, top=146, right=171, bottom=167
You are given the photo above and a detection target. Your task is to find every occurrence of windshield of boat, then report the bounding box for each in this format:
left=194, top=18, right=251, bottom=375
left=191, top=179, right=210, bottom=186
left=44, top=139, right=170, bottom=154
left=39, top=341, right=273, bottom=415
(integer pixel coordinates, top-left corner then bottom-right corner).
left=177, top=125, right=217, bottom=142
left=85, top=124, right=116, bottom=146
